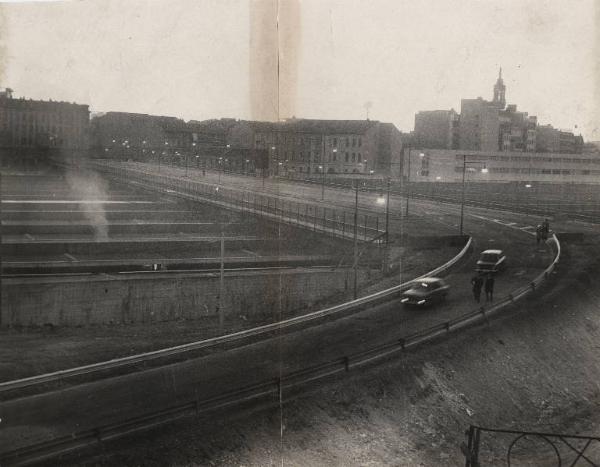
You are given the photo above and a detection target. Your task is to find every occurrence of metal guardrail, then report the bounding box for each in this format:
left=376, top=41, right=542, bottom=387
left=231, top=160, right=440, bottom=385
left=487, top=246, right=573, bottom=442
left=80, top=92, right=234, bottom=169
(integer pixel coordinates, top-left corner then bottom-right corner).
left=0, top=235, right=560, bottom=467
left=0, top=236, right=473, bottom=395
left=90, top=161, right=385, bottom=242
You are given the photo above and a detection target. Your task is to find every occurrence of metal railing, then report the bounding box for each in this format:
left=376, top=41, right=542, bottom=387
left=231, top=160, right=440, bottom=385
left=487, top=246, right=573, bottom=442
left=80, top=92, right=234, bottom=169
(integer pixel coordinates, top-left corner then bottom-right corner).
left=0, top=236, right=560, bottom=467
left=462, top=425, right=600, bottom=466
left=88, top=161, right=385, bottom=242
left=0, top=237, right=473, bottom=395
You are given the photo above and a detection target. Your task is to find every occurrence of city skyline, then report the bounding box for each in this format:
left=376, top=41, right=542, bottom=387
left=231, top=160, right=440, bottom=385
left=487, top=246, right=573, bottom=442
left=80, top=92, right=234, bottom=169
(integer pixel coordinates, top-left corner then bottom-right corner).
left=1, top=0, right=598, bottom=139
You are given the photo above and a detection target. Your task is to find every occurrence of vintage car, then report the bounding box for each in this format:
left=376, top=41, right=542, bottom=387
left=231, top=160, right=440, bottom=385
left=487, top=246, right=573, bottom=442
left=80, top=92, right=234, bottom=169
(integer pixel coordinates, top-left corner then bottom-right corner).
left=400, top=277, right=450, bottom=307
left=476, top=249, right=506, bottom=273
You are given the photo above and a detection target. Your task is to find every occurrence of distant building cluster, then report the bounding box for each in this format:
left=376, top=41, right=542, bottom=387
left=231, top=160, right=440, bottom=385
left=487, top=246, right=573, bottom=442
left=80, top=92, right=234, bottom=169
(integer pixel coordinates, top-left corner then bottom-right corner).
left=1, top=79, right=596, bottom=183
left=89, top=112, right=403, bottom=176
left=413, top=69, right=584, bottom=154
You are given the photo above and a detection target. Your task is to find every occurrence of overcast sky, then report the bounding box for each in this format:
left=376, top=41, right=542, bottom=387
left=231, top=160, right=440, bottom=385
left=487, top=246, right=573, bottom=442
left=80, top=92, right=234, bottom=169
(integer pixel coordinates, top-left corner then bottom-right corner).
left=1, top=0, right=598, bottom=140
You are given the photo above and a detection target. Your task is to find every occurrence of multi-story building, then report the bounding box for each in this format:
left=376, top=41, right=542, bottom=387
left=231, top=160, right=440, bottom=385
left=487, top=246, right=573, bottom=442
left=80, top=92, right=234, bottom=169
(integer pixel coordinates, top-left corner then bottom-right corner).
left=535, top=124, right=583, bottom=154
left=0, top=88, right=89, bottom=167
left=459, top=97, right=500, bottom=152
left=405, top=148, right=600, bottom=184
left=414, top=109, right=459, bottom=149
left=249, top=118, right=403, bottom=176
left=90, top=112, right=192, bottom=161
left=498, top=105, right=537, bottom=152
left=416, top=70, right=584, bottom=155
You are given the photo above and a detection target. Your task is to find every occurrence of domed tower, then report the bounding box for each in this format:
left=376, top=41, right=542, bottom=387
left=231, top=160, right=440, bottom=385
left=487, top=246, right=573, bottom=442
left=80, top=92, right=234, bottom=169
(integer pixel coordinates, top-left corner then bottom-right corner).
left=493, top=68, right=506, bottom=109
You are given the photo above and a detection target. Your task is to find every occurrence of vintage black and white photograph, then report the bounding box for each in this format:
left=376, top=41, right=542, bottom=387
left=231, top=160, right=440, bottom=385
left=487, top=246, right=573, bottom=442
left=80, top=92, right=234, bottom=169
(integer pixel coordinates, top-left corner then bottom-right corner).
left=0, top=0, right=599, bottom=465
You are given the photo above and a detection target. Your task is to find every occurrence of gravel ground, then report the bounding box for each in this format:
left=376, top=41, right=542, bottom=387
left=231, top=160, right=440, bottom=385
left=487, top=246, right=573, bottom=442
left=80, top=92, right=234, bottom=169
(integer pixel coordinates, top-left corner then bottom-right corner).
left=48, top=239, right=600, bottom=467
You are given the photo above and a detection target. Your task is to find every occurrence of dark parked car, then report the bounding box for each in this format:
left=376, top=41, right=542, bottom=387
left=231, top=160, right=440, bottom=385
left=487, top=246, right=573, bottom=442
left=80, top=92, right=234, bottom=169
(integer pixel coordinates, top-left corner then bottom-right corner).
left=476, top=249, right=506, bottom=273
left=401, top=277, right=449, bottom=307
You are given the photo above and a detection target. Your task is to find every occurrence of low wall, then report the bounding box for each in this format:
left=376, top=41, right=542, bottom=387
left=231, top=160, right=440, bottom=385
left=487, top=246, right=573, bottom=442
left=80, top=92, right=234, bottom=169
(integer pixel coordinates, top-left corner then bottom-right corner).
left=1, top=268, right=367, bottom=327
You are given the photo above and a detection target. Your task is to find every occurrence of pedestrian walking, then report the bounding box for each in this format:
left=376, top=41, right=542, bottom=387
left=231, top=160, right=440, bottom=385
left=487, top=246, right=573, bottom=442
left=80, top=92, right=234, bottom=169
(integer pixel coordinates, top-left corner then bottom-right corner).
left=536, top=225, right=543, bottom=245
left=542, top=218, right=550, bottom=240
left=484, top=274, right=495, bottom=302
left=471, top=274, right=483, bottom=303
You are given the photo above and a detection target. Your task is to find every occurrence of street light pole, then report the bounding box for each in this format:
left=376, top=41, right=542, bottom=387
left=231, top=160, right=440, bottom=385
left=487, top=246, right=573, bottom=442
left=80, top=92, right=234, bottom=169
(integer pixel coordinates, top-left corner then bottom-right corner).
left=384, top=177, right=391, bottom=273
left=459, top=155, right=488, bottom=236
left=321, top=133, right=326, bottom=200
left=460, top=154, right=467, bottom=236
left=353, top=181, right=359, bottom=300
left=405, top=145, right=411, bottom=217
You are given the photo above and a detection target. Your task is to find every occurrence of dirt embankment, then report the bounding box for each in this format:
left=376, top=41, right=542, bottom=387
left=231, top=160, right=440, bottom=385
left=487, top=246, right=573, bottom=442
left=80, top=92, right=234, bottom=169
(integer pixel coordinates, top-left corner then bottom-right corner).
left=55, top=238, right=600, bottom=466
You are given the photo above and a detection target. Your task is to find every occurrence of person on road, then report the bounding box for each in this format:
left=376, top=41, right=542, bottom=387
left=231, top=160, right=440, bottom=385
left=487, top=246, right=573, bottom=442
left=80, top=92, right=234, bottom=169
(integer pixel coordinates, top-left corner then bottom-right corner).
left=542, top=218, right=550, bottom=240
left=536, top=224, right=543, bottom=244
left=485, top=274, right=495, bottom=302
left=471, top=274, right=484, bottom=303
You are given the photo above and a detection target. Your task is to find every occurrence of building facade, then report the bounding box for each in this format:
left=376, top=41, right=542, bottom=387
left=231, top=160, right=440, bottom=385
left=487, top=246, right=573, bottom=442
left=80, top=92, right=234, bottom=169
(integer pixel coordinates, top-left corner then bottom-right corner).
left=0, top=88, right=89, bottom=167
left=414, top=109, right=459, bottom=149
left=249, top=118, right=403, bottom=177
left=90, top=112, right=192, bottom=162
left=405, top=148, right=600, bottom=184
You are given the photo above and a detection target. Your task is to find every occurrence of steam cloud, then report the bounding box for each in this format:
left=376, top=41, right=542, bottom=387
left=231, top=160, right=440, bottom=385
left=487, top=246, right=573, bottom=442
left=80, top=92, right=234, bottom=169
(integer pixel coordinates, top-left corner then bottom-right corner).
left=64, top=169, right=110, bottom=241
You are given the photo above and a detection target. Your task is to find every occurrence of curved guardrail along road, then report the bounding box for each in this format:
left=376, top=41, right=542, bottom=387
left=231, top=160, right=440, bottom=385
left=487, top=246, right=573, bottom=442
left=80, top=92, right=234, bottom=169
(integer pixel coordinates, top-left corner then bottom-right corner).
left=0, top=175, right=561, bottom=465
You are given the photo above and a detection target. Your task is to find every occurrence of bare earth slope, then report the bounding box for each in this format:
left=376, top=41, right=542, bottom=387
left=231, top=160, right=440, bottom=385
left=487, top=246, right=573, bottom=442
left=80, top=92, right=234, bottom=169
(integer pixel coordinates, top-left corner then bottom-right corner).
left=56, top=239, right=600, bottom=467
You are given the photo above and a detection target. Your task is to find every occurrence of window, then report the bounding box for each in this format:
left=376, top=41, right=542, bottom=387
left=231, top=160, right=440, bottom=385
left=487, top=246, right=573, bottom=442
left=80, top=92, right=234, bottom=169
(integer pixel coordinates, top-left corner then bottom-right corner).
left=333, top=138, right=337, bottom=147
left=345, top=138, right=349, bottom=147
left=358, top=138, right=362, bottom=147
left=352, top=138, right=356, bottom=147
left=352, top=153, right=356, bottom=162
left=333, top=153, right=337, bottom=161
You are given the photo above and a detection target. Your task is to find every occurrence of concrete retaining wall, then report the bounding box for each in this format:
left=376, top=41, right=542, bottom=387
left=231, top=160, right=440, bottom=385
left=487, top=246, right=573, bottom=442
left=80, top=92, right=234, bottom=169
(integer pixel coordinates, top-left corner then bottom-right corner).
left=1, top=269, right=367, bottom=327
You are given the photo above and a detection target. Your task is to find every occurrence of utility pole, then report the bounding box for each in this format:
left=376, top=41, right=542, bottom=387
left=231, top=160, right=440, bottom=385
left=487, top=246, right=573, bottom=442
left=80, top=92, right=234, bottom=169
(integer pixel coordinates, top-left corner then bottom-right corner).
left=460, top=154, right=467, bottom=236
left=384, top=177, right=391, bottom=273
left=321, top=132, right=326, bottom=200
left=405, top=144, right=411, bottom=217
left=353, top=181, right=359, bottom=300
left=219, top=225, right=225, bottom=330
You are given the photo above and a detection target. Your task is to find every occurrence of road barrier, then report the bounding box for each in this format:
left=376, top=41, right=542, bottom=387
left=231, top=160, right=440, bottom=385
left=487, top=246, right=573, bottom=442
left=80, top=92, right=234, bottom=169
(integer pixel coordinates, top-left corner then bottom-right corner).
left=0, top=235, right=473, bottom=396
left=0, top=235, right=561, bottom=467
left=88, top=161, right=386, bottom=242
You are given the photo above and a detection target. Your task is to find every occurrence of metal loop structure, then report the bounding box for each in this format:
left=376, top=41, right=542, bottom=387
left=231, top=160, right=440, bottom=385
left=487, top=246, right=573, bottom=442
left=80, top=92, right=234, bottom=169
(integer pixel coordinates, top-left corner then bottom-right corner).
left=465, top=425, right=600, bottom=467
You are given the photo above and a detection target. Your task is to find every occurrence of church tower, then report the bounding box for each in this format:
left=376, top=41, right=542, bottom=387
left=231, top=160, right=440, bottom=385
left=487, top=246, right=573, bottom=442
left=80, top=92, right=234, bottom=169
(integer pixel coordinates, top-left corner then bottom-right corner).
left=493, top=67, right=506, bottom=109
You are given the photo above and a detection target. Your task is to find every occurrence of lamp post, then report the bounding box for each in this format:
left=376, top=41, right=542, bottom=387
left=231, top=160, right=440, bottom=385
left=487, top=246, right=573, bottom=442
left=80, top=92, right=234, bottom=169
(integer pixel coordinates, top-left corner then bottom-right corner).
left=459, top=154, right=488, bottom=235
left=376, top=178, right=391, bottom=273
left=321, top=164, right=326, bottom=200
left=353, top=181, right=359, bottom=300
left=218, top=144, right=231, bottom=184
left=405, top=148, right=425, bottom=217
